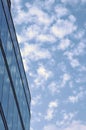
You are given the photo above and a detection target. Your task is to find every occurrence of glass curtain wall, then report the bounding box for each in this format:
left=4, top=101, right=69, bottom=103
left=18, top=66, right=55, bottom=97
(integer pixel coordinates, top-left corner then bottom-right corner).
left=0, top=0, right=31, bottom=130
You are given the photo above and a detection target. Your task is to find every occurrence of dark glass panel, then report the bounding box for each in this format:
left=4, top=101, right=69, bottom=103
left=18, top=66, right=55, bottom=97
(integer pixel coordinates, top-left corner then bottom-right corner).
left=1, top=9, right=8, bottom=51
left=0, top=49, right=5, bottom=102
left=15, top=67, right=30, bottom=130
left=1, top=67, right=10, bottom=119
left=0, top=1, right=30, bottom=130
left=6, top=32, right=16, bottom=82
left=12, top=101, right=18, bottom=130
left=0, top=115, right=5, bottom=130
left=1, top=0, right=31, bottom=109
left=5, top=31, right=30, bottom=130
left=7, top=86, right=14, bottom=130
left=0, top=0, right=3, bottom=36
left=17, top=115, right=23, bottom=130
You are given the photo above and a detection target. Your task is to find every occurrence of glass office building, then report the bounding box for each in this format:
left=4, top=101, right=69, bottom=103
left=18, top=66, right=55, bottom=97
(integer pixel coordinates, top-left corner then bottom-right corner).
left=0, top=0, right=31, bottom=130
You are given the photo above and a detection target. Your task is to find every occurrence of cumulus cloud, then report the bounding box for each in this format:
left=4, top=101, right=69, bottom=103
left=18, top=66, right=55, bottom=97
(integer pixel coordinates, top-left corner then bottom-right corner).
left=48, top=82, right=60, bottom=95
left=73, top=42, right=86, bottom=56
left=51, top=18, right=77, bottom=39
left=11, top=1, right=86, bottom=130
left=64, top=41, right=86, bottom=68
left=68, top=90, right=86, bottom=103
left=63, top=121, right=86, bottom=130
left=36, top=34, right=56, bottom=43
left=43, top=121, right=86, bottom=130
left=61, top=0, right=80, bottom=5
left=31, top=95, right=42, bottom=106
left=33, top=64, right=53, bottom=89
left=45, top=100, right=58, bottom=121
left=61, top=0, right=86, bottom=5
left=43, top=124, right=57, bottom=130
left=58, top=38, right=71, bottom=50
left=37, top=65, right=52, bottom=80
left=60, top=73, right=71, bottom=87
left=54, top=5, right=69, bottom=18
left=74, top=29, right=85, bottom=39
left=21, top=43, right=51, bottom=61
left=64, top=51, right=80, bottom=68
left=56, top=111, right=76, bottom=127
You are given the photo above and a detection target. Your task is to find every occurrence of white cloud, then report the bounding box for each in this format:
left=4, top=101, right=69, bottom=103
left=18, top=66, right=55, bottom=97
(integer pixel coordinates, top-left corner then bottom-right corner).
left=31, top=95, right=42, bottom=106
left=33, top=65, right=53, bottom=89
left=74, top=30, right=85, bottom=39
left=21, top=43, right=51, bottom=61
left=64, top=41, right=86, bottom=68
left=11, top=1, right=86, bottom=130
left=45, top=100, right=58, bottom=121
left=81, top=0, right=86, bottom=3
left=43, top=124, right=57, bottom=130
left=68, top=90, right=86, bottom=103
left=73, top=42, right=86, bottom=56
left=64, top=51, right=80, bottom=68
left=23, top=58, right=29, bottom=72
left=12, top=3, right=53, bottom=26
left=70, top=58, right=80, bottom=68
left=44, top=0, right=55, bottom=7
left=17, top=25, right=40, bottom=43
left=11, top=0, right=21, bottom=8
left=63, top=112, right=75, bottom=120
left=61, top=73, right=71, bottom=87
left=63, top=121, right=86, bottom=130
left=28, top=6, right=53, bottom=26
left=61, top=0, right=80, bottom=5
left=58, top=38, right=71, bottom=50
left=30, top=127, right=34, bottom=130
left=37, top=34, right=56, bottom=43
left=43, top=122, right=86, bottom=130
left=45, top=109, right=54, bottom=121
left=49, top=101, right=58, bottom=108
left=55, top=5, right=69, bottom=18
left=56, top=112, right=76, bottom=127
left=48, top=82, right=60, bottom=95
left=61, top=0, right=86, bottom=6
left=37, top=65, right=52, bottom=80
left=51, top=18, right=77, bottom=39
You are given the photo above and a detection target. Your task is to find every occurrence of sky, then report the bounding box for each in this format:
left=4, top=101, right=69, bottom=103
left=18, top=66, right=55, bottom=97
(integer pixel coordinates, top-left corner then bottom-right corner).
left=11, top=0, right=86, bottom=130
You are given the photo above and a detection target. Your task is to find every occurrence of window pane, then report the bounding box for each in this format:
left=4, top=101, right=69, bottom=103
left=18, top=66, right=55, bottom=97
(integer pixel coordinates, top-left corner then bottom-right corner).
left=7, top=86, right=14, bottom=130
left=1, top=10, right=8, bottom=51
left=12, top=102, right=18, bottom=130
left=0, top=49, right=5, bottom=102
left=0, top=115, right=5, bottom=130
left=0, top=0, right=3, bottom=35
left=17, top=114, right=23, bottom=130
left=1, top=67, right=10, bottom=119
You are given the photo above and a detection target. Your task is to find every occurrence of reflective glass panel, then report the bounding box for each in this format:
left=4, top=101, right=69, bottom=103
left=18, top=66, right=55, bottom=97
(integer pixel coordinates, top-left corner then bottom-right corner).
left=7, top=86, right=14, bottom=130
left=0, top=115, right=5, bottom=130
left=0, top=0, right=3, bottom=36
left=1, top=9, right=8, bottom=51
left=12, top=101, right=18, bottom=130
left=0, top=49, right=5, bottom=102
left=1, top=67, right=10, bottom=119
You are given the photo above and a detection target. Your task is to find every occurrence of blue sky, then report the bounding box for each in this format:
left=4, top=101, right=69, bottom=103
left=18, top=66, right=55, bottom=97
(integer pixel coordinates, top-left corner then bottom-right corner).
left=11, top=0, right=86, bottom=130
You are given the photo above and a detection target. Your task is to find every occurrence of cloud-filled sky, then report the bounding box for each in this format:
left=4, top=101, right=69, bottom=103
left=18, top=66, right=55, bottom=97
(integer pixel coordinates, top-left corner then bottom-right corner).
left=11, top=0, right=86, bottom=130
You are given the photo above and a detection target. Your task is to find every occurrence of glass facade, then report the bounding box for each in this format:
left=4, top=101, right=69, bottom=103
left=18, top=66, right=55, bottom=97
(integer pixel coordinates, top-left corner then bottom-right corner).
left=0, top=0, right=31, bottom=130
